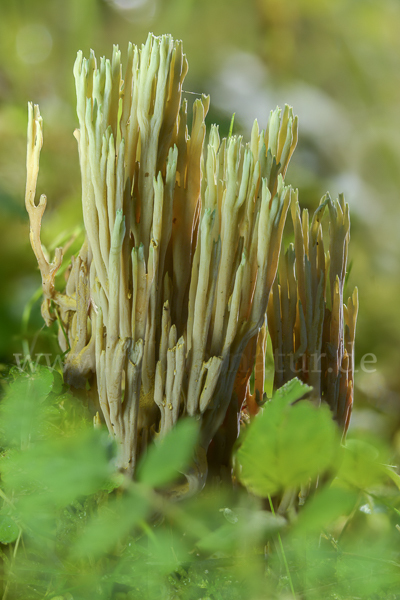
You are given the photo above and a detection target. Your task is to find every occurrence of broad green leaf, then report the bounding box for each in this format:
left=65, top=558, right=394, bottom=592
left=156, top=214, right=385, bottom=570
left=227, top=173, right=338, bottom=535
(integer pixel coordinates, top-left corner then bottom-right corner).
left=1, top=429, right=114, bottom=535
left=237, top=379, right=339, bottom=496
left=0, top=368, right=56, bottom=447
left=0, top=513, right=19, bottom=544
left=337, top=438, right=387, bottom=489
left=2, top=429, right=112, bottom=502
left=71, top=488, right=149, bottom=558
left=137, top=419, right=199, bottom=488
left=292, top=486, right=358, bottom=536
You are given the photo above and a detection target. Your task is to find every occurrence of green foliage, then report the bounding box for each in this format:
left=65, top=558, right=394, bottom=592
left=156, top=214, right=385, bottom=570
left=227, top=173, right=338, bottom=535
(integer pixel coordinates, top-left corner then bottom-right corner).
left=236, top=379, right=339, bottom=496
left=70, top=488, right=149, bottom=560
left=337, top=437, right=388, bottom=489
left=0, top=513, right=19, bottom=544
left=0, top=366, right=59, bottom=447
left=293, top=485, right=358, bottom=536
left=136, top=419, right=199, bottom=488
left=197, top=503, right=285, bottom=555
left=0, top=369, right=399, bottom=599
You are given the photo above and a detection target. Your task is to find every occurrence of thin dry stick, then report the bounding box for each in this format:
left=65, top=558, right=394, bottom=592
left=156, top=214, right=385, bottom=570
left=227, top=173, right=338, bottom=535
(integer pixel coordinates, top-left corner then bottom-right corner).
left=268, top=495, right=296, bottom=600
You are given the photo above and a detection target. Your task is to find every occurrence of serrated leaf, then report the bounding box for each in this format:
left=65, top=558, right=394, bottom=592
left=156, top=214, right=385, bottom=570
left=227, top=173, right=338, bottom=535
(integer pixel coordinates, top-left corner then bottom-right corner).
left=273, top=377, right=313, bottom=405
left=237, top=379, right=339, bottom=496
left=137, top=419, right=199, bottom=488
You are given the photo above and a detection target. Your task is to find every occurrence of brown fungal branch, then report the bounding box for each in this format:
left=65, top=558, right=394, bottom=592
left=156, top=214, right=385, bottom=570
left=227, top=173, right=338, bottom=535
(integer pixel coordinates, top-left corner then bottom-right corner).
left=26, top=33, right=301, bottom=492
left=266, top=193, right=358, bottom=434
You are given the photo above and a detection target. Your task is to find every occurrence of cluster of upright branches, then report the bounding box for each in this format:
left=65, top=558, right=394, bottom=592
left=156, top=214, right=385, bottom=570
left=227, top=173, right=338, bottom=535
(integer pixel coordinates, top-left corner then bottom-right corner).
left=266, top=196, right=358, bottom=433
left=25, top=33, right=356, bottom=492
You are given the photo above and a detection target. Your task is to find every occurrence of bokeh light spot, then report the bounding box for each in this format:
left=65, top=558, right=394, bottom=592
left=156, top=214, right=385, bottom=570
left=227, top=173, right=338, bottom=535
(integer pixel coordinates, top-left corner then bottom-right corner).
left=109, top=0, right=149, bottom=9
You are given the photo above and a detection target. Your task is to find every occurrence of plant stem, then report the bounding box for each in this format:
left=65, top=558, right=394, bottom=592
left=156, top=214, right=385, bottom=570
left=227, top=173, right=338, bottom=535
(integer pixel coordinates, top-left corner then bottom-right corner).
left=2, top=529, right=22, bottom=600
left=268, top=494, right=296, bottom=599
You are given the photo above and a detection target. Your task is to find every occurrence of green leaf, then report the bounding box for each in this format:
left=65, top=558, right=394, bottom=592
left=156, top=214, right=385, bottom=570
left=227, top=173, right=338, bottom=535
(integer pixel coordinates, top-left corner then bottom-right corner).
left=1, top=429, right=114, bottom=535
left=385, top=465, right=400, bottom=491
left=237, top=379, right=339, bottom=496
left=336, top=551, right=400, bottom=598
left=292, top=485, right=358, bottom=536
left=0, top=513, right=19, bottom=544
left=337, top=438, right=386, bottom=489
left=137, top=527, right=189, bottom=574
left=137, top=419, right=199, bottom=488
left=197, top=508, right=285, bottom=554
left=3, top=429, right=112, bottom=501
left=71, top=488, right=149, bottom=559
left=0, top=368, right=56, bottom=447
left=273, top=377, right=312, bottom=405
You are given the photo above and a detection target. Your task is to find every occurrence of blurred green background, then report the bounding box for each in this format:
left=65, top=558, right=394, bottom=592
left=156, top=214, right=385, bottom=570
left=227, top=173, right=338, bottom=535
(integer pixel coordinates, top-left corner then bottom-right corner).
left=0, top=0, right=399, bottom=441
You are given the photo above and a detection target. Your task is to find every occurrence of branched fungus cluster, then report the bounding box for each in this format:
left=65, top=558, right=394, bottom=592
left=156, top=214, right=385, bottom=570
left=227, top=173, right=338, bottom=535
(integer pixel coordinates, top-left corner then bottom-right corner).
left=267, top=196, right=358, bottom=433
left=25, top=33, right=356, bottom=493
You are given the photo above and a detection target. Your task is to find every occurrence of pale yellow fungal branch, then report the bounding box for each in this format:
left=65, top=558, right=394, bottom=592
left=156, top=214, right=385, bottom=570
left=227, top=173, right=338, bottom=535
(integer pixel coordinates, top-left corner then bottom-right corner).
left=26, top=33, right=298, bottom=490
left=25, top=103, right=75, bottom=326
